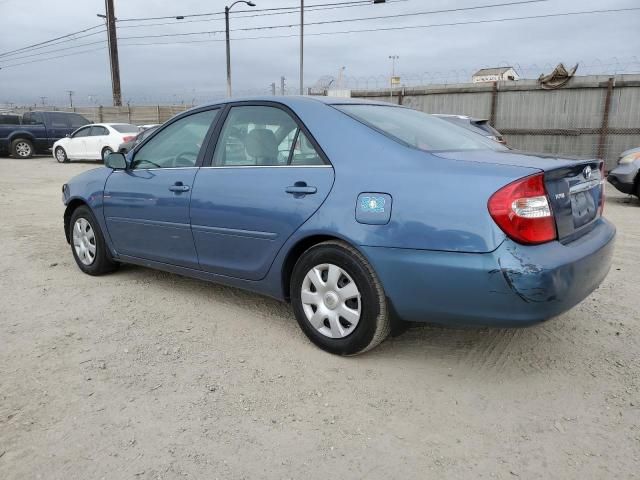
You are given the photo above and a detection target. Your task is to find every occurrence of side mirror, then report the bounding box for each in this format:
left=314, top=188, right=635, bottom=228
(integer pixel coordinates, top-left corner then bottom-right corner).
left=65, top=134, right=70, bottom=137
left=105, top=152, right=127, bottom=170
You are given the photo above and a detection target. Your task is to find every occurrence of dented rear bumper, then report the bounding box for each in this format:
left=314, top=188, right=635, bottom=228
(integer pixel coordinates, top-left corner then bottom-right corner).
left=362, top=217, right=615, bottom=326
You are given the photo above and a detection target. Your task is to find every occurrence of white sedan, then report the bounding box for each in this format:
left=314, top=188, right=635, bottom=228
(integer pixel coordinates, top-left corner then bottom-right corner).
left=53, top=123, right=139, bottom=163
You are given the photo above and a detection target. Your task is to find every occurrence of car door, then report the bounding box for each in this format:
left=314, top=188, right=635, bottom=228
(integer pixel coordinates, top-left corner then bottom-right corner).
left=85, top=125, right=109, bottom=159
left=190, top=104, right=334, bottom=281
left=66, top=126, right=91, bottom=159
left=103, top=108, right=220, bottom=268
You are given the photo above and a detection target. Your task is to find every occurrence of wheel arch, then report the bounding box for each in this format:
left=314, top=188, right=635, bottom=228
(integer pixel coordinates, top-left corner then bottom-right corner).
left=8, top=131, right=36, bottom=144
left=63, top=198, right=89, bottom=243
left=281, top=234, right=367, bottom=301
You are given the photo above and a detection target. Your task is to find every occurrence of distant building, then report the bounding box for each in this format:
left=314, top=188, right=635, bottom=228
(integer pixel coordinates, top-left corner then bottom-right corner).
left=472, top=67, right=519, bottom=83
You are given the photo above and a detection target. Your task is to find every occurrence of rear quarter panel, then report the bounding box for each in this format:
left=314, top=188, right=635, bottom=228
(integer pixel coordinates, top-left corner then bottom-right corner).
left=284, top=100, right=538, bottom=253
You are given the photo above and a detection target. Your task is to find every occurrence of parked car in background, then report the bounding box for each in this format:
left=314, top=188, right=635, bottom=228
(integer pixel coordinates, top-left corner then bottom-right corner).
left=138, top=123, right=161, bottom=130
left=433, top=114, right=507, bottom=145
left=0, top=111, right=90, bottom=158
left=53, top=123, right=139, bottom=163
left=607, top=147, right=640, bottom=198
left=118, top=125, right=159, bottom=153
left=61, top=97, right=614, bottom=355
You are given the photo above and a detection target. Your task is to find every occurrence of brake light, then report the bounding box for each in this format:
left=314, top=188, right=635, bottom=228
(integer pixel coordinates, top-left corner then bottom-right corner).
left=488, top=173, right=557, bottom=245
left=122, top=136, right=135, bottom=142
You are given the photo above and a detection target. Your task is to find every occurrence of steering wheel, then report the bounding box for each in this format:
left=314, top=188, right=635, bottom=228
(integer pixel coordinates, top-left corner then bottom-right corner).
left=174, top=151, right=197, bottom=167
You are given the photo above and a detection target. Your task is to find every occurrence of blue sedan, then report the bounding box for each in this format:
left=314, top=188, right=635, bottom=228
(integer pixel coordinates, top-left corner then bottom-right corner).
left=62, top=97, right=615, bottom=355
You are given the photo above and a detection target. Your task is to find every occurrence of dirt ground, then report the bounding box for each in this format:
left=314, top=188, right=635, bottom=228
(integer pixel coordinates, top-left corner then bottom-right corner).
left=0, top=157, right=638, bottom=480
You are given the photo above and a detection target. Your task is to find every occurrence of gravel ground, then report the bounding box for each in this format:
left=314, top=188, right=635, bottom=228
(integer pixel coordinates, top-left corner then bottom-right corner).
left=0, top=157, right=639, bottom=480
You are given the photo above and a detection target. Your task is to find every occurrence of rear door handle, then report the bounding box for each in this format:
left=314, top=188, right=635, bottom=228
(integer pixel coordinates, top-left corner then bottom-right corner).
left=169, top=182, right=190, bottom=192
left=286, top=183, right=317, bottom=195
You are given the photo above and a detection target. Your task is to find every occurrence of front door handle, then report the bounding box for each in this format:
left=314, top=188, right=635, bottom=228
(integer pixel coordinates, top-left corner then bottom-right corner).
left=169, top=182, right=190, bottom=192
left=286, top=182, right=317, bottom=195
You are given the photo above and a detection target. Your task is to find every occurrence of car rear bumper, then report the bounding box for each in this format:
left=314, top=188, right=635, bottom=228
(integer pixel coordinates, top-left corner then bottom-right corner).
left=362, top=217, right=616, bottom=327
left=607, top=164, right=638, bottom=194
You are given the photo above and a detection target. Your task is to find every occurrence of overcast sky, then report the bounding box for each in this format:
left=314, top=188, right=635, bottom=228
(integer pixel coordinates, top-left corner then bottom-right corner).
left=0, top=0, right=639, bottom=106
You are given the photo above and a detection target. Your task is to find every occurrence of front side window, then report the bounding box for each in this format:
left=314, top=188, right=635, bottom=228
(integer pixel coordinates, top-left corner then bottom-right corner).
left=72, top=126, right=91, bottom=138
left=69, top=113, right=90, bottom=128
left=337, top=105, right=507, bottom=152
left=132, top=109, right=218, bottom=169
left=49, top=112, right=73, bottom=128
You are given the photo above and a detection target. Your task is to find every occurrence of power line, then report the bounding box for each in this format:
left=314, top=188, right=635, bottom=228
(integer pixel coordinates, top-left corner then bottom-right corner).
left=1, top=7, right=637, bottom=69
left=116, top=0, right=375, bottom=22
left=0, top=24, right=104, bottom=58
left=107, top=0, right=555, bottom=42
left=0, top=29, right=106, bottom=59
left=116, top=0, right=409, bottom=30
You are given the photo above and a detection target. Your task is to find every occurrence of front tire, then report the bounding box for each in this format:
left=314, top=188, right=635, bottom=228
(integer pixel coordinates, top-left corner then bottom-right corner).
left=55, top=147, right=68, bottom=163
left=11, top=138, right=34, bottom=158
left=290, top=241, right=390, bottom=355
left=69, top=206, right=118, bottom=276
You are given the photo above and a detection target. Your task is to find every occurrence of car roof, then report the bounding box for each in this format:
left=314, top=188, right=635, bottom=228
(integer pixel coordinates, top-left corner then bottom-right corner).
left=191, top=95, right=400, bottom=111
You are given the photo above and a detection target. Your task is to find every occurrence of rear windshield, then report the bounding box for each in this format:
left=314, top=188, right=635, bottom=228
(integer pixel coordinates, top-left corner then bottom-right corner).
left=336, top=105, right=506, bottom=152
left=111, top=124, right=139, bottom=133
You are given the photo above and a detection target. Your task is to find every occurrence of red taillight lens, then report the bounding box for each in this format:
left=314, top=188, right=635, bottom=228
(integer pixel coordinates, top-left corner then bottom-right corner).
left=488, top=173, right=557, bottom=245
left=122, top=136, right=135, bottom=142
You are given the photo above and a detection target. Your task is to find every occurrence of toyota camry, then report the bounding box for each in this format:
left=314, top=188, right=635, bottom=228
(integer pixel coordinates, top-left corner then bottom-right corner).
left=61, top=97, right=615, bottom=355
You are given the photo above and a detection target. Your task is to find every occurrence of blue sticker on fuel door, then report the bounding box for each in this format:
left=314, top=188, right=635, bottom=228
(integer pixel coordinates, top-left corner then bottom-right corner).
left=356, top=193, right=392, bottom=225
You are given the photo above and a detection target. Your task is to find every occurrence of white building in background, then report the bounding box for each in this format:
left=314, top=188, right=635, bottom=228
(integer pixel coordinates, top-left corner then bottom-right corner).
left=472, top=67, right=520, bottom=83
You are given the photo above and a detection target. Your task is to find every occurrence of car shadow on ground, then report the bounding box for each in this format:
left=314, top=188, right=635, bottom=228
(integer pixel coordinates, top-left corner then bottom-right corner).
left=110, top=263, right=572, bottom=368
left=606, top=194, right=639, bottom=207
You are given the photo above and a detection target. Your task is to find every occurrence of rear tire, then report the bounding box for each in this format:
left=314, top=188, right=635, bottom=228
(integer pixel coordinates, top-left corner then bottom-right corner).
left=55, top=147, right=69, bottom=163
left=290, top=240, right=390, bottom=355
left=11, top=138, right=34, bottom=158
left=101, top=147, right=113, bottom=162
left=69, top=206, right=118, bottom=276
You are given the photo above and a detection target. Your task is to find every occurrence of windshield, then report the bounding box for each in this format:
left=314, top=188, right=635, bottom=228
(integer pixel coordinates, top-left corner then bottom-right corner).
left=337, top=105, right=507, bottom=152
left=112, top=124, right=139, bottom=133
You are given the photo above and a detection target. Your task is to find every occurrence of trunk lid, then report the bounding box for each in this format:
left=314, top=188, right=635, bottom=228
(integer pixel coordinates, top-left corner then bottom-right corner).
left=432, top=149, right=604, bottom=243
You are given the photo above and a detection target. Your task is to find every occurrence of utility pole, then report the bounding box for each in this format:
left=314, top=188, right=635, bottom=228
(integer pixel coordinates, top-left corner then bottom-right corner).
left=98, top=0, right=122, bottom=106
left=280, top=76, right=286, bottom=96
left=300, top=0, right=304, bottom=95
left=270, top=82, right=276, bottom=95
left=225, top=1, right=256, bottom=98
left=67, top=90, right=74, bottom=108
left=389, top=55, right=399, bottom=102
left=40, top=96, right=47, bottom=107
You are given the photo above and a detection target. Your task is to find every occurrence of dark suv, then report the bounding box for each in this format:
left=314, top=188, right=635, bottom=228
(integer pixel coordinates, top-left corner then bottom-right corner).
left=0, top=111, right=90, bottom=158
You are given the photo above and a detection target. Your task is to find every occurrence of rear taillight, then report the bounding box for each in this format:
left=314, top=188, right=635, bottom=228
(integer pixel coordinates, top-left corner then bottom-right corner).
left=488, top=173, right=557, bottom=245
left=122, top=136, right=135, bottom=142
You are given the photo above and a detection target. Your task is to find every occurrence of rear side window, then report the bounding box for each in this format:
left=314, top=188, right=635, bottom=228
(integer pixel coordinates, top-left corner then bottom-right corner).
left=214, top=105, right=324, bottom=166
left=111, top=124, right=139, bottom=133
left=337, top=105, right=506, bottom=152
left=0, top=115, right=21, bottom=125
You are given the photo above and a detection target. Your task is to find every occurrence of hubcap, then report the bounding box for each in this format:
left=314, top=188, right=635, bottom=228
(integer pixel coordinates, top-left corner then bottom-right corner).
left=102, top=148, right=112, bottom=160
left=56, top=149, right=65, bottom=162
left=72, top=218, right=97, bottom=266
left=16, top=142, right=31, bottom=157
left=301, top=263, right=361, bottom=339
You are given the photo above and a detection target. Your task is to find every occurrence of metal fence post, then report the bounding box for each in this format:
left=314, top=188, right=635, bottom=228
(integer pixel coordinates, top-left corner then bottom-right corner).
left=156, top=105, right=161, bottom=123
left=597, top=77, right=615, bottom=162
left=489, top=81, right=498, bottom=126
